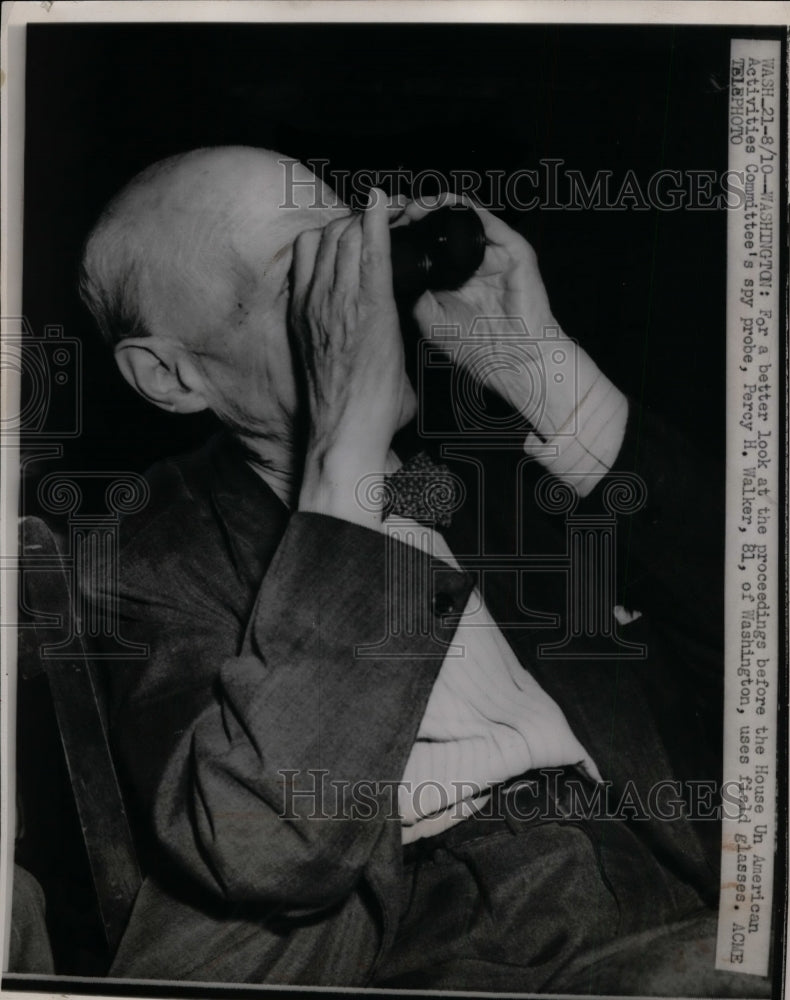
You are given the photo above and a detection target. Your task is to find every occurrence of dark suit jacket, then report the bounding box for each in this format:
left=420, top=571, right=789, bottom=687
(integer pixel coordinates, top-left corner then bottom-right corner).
left=99, top=405, right=724, bottom=985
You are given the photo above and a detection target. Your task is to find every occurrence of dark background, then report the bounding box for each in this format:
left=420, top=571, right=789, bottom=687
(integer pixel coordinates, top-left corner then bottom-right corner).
left=15, top=19, right=788, bottom=984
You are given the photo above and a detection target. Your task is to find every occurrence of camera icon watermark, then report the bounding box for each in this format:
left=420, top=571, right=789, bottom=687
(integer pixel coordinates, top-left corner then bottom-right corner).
left=417, top=316, right=579, bottom=440
left=0, top=317, right=82, bottom=440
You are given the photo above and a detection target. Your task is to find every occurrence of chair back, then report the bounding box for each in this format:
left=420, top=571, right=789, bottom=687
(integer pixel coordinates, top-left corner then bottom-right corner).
left=18, top=515, right=142, bottom=957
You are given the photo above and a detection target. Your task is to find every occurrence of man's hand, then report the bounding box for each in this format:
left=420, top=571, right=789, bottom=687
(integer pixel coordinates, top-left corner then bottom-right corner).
left=292, top=188, right=417, bottom=529
left=395, top=197, right=583, bottom=439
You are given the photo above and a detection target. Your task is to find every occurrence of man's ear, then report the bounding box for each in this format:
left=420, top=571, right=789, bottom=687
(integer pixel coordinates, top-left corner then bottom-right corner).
left=114, top=339, right=209, bottom=414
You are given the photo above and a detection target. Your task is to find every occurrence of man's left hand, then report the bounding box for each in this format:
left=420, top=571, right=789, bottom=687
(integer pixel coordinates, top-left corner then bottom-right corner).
left=392, top=196, right=582, bottom=440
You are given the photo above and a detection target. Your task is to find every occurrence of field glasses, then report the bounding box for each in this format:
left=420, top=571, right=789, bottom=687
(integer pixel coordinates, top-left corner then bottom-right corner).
left=390, top=203, right=486, bottom=304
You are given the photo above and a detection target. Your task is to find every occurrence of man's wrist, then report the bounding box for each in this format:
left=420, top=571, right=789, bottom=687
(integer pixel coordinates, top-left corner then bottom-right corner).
left=484, top=323, right=586, bottom=436
left=522, top=347, right=629, bottom=498
left=299, top=445, right=388, bottom=531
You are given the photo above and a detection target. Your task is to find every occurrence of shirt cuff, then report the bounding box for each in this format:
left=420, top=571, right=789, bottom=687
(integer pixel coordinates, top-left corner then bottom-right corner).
left=523, top=360, right=629, bottom=498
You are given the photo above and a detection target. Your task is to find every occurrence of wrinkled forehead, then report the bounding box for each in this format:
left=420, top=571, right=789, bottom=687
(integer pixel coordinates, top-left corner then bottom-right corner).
left=233, top=182, right=349, bottom=267
left=148, top=151, right=346, bottom=255
left=199, top=163, right=349, bottom=277
left=223, top=195, right=350, bottom=321
left=141, top=157, right=348, bottom=342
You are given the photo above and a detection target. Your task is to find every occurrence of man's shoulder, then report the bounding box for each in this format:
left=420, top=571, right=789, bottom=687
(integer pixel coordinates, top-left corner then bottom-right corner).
left=115, top=433, right=289, bottom=597
left=119, top=439, right=219, bottom=550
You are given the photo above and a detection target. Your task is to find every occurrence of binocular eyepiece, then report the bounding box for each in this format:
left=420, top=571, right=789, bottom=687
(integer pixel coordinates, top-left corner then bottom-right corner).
left=389, top=203, right=486, bottom=304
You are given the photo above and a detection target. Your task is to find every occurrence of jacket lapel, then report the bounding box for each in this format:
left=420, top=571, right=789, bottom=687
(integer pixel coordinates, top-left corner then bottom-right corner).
left=204, top=433, right=291, bottom=597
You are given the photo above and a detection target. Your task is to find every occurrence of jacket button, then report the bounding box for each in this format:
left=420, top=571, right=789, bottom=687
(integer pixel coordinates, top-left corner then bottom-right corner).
left=432, top=592, right=457, bottom=617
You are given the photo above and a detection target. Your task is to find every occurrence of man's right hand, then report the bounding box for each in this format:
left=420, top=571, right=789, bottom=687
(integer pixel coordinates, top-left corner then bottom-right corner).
left=291, top=188, right=416, bottom=529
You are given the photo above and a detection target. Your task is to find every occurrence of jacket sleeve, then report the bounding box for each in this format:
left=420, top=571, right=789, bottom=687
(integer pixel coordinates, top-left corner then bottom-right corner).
left=106, top=511, right=472, bottom=916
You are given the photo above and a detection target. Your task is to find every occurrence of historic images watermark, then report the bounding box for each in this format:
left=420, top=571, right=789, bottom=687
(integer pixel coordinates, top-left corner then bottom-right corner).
left=280, top=157, right=748, bottom=212
left=276, top=768, right=769, bottom=828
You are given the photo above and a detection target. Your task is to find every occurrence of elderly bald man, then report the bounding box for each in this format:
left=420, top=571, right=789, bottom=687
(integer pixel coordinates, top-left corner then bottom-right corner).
left=78, top=147, right=759, bottom=995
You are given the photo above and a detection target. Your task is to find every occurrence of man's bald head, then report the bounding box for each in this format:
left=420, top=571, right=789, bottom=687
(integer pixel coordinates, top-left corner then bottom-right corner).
left=78, top=146, right=351, bottom=449
left=80, top=146, right=344, bottom=352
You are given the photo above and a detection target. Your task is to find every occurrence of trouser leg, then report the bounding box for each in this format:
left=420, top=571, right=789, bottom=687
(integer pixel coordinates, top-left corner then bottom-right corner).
left=548, top=910, right=772, bottom=997
left=374, top=770, right=736, bottom=995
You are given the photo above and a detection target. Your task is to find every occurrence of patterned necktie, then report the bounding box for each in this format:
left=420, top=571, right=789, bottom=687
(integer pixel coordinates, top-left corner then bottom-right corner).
left=383, top=451, right=460, bottom=530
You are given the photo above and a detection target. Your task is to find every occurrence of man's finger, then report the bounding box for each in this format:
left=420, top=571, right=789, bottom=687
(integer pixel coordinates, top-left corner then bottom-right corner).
left=394, top=191, right=464, bottom=227
left=469, top=202, right=530, bottom=252
left=384, top=193, right=411, bottom=228
left=360, top=186, right=394, bottom=299
left=312, top=214, right=358, bottom=291
left=334, top=218, right=363, bottom=291
left=290, top=227, right=322, bottom=302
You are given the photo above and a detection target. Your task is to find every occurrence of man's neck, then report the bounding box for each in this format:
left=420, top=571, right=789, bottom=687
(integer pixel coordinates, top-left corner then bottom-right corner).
left=241, top=435, right=403, bottom=513
left=236, top=433, right=297, bottom=509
